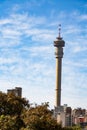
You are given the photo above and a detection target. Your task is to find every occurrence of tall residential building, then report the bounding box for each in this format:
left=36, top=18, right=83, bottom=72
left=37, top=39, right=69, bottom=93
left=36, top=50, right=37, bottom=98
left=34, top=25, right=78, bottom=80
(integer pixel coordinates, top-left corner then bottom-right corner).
left=7, top=87, right=22, bottom=97
left=54, top=104, right=72, bottom=127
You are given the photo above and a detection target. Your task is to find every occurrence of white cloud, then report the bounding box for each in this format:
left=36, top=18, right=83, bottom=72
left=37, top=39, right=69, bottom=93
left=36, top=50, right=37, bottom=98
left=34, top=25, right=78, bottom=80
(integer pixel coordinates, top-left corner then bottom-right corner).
left=79, top=14, right=87, bottom=21
left=64, top=25, right=81, bottom=34
left=0, top=19, right=12, bottom=25
left=0, top=2, right=87, bottom=109
left=73, top=46, right=87, bottom=53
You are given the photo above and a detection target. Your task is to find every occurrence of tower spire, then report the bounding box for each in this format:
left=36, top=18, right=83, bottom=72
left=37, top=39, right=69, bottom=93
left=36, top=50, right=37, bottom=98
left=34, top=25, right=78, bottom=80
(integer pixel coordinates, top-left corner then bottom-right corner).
left=58, top=24, right=61, bottom=38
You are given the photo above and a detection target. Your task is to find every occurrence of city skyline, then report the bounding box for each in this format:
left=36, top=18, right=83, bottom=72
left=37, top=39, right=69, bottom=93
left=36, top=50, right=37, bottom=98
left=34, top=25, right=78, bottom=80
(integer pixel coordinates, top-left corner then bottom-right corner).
left=0, top=0, right=87, bottom=108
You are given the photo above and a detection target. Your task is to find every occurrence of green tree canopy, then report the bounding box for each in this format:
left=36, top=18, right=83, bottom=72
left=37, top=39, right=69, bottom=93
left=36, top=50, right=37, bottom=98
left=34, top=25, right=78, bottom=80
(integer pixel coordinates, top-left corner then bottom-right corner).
left=22, top=103, right=61, bottom=130
left=0, top=91, right=29, bottom=116
left=0, top=91, right=29, bottom=130
left=0, top=91, right=81, bottom=130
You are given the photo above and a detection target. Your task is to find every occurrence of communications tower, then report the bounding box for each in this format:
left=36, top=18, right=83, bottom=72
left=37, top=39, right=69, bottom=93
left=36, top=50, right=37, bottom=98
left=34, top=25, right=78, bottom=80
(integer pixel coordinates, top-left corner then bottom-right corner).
left=54, top=25, right=65, bottom=107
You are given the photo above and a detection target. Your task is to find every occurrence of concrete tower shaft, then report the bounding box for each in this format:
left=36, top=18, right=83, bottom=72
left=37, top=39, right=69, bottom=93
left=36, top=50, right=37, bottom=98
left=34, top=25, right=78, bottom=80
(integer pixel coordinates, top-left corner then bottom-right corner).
left=54, top=28, right=65, bottom=107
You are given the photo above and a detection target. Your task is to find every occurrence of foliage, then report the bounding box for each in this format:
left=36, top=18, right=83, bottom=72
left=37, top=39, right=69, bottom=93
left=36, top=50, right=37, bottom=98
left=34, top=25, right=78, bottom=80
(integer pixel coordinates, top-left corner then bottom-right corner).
left=0, top=92, right=81, bottom=130
left=71, top=126, right=81, bottom=130
left=0, top=92, right=29, bottom=130
left=22, top=103, right=61, bottom=130
left=0, top=115, right=25, bottom=130
left=62, top=126, right=81, bottom=130
left=0, top=92, right=29, bottom=116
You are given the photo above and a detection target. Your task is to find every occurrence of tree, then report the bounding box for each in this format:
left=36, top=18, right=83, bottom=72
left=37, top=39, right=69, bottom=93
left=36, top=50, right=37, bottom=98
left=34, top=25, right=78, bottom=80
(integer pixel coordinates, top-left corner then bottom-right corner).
left=0, top=91, right=81, bottom=130
left=0, top=92, right=29, bottom=116
left=6, top=93, right=29, bottom=115
left=0, top=92, right=7, bottom=115
left=0, top=92, right=29, bottom=130
left=22, top=103, right=62, bottom=130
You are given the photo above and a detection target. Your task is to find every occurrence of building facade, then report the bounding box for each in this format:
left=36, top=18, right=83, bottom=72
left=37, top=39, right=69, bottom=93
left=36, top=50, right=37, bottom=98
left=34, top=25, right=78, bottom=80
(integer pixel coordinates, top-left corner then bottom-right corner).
left=7, top=87, right=22, bottom=97
left=54, top=104, right=72, bottom=127
left=72, top=108, right=87, bottom=128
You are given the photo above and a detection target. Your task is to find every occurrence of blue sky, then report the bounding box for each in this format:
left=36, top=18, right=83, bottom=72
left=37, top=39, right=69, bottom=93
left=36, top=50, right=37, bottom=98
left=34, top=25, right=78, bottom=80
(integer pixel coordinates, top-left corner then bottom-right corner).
left=0, top=0, right=87, bottom=109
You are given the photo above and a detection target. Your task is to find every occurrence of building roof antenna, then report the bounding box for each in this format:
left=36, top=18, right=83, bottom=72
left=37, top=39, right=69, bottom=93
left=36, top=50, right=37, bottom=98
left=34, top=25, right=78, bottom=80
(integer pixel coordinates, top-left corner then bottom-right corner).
left=58, top=24, right=61, bottom=38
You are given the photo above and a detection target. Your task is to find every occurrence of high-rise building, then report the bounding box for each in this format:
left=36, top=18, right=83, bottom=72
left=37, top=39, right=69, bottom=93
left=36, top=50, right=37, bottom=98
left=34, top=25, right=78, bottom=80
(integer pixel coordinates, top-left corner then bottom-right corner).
left=7, top=87, right=22, bottom=97
left=54, top=104, right=72, bottom=127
